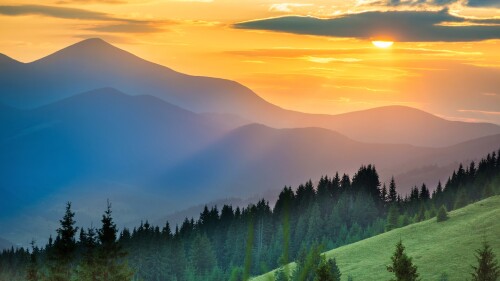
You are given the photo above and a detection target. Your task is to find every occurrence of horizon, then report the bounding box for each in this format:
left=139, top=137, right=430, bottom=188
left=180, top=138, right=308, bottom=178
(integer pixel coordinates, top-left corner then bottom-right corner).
left=1, top=1, right=499, bottom=124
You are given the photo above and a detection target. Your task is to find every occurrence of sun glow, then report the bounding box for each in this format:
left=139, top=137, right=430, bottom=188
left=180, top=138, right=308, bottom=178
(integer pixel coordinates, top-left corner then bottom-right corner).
left=372, top=41, right=394, bottom=48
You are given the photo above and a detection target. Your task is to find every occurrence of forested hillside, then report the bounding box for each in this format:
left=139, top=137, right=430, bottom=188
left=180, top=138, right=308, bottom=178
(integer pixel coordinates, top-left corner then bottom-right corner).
left=1, top=149, right=499, bottom=281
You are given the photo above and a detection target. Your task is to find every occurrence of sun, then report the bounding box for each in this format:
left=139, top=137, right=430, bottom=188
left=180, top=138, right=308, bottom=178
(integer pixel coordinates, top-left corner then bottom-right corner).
left=372, top=41, right=394, bottom=48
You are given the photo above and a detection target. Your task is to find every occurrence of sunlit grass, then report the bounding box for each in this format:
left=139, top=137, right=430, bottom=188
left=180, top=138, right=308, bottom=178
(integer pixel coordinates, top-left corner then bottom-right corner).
left=252, top=195, right=500, bottom=281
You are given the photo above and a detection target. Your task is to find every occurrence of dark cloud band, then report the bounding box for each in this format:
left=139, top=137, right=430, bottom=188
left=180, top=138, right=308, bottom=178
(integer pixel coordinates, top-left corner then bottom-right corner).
left=234, top=9, right=500, bottom=42
left=0, top=5, right=112, bottom=21
left=0, top=5, right=169, bottom=34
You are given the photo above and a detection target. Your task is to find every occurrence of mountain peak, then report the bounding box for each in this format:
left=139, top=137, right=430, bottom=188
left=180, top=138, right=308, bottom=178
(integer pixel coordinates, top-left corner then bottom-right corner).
left=72, top=38, right=112, bottom=48
left=34, top=37, right=129, bottom=65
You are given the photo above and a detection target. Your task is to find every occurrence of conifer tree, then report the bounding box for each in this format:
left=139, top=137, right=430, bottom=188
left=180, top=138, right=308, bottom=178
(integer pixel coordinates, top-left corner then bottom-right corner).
left=97, top=200, right=133, bottom=281
left=436, top=205, right=448, bottom=222
left=387, top=240, right=419, bottom=281
left=314, top=257, right=341, bottom=281
left=389, top=177, right=398, bottom=204
left=386, top=206, right=399, bottom=231
left=76, top=227, right=98, bottom=281
left=26, top=240, right=38, bottom=281
left=470, top=241, right=500, bottom=281
left=48, top=202, right=78, bottom=281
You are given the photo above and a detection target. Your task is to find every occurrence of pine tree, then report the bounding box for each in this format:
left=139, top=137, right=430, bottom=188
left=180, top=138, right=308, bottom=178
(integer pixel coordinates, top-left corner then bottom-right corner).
left=470, top=241, right=500, bottom=281
left=48, top=202, right=78, bottom=281
left=313, top=257, right=341, bottom=281
left=76, top=227, right=98, bottom=281
left=386, top=206, right=399, bottom=231
left=26, top=240, right=38, bottom=281
left=389, top=177, right=398, bottom=204
left=387, top=240, right=420, bottom=281
left=97, top=200, right=133, bottom=281
left=436, top=205, right=448, bottom=222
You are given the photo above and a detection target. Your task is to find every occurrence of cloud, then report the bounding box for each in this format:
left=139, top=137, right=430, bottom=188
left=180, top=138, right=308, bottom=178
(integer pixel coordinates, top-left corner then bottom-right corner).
left=88, top=22, right=166, bottom=33
left=383, top=0, right=500, bottom=7
left=235, top=9, right=500, bottom=42
left=56, top=0, right=127, bottom=4
left=458, top=109, right=500, bottom=116
left=467, top=0, right=500, bottom=7
left=269, top=3, right=313, bottom=13
left=0, top=4, right=113, bottom=20
left=0, top=5, right=170, bottom=34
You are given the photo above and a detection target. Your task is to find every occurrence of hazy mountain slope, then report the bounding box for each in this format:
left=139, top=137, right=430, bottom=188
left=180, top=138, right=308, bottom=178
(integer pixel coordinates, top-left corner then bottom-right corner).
left=162, top=123, right=500, bottom=200
left=0, top=88, right=235, bottom=213
left=0, top=38, right=278, bottom=120
left=0, top=38, right=498, bottom=147
left=1, top=91, right=499, bottom=244
left=252, top=195, right=500, bottom=281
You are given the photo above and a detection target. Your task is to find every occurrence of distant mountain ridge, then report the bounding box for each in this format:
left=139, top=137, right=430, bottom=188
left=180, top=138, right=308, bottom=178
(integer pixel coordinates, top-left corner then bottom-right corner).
left=1, top=38, right=499, bottom=147
left=1, top=39, right=500, bottom=245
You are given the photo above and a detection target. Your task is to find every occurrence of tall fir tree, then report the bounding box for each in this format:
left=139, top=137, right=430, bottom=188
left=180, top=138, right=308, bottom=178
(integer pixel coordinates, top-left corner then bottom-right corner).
left=48, top=202, right=78, bottom=281
left=387, top=240, right=419, bottom=281
left=26, top=240, right=38, bottom=281
left=388, top=177, right=398, bottom=204
left=470, top=241, right=500, bottom=281
left=97, top=200, right=133, bottom=281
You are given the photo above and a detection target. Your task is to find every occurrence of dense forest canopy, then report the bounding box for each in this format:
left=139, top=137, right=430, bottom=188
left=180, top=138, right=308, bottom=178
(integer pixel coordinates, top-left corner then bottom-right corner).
left=1, top=149, right=500, bottom=281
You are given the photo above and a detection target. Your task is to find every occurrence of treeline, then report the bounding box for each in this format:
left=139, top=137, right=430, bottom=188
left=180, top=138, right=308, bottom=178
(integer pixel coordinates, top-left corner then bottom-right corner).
left=0, top=149, right=499, bottom=281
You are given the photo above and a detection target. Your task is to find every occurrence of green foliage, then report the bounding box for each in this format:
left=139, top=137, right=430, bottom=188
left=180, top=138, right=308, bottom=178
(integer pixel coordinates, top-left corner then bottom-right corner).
left=314, top=257, right=341, bottom=281
left=436, top=206, right=448, bottom=222
left=26, top=241, right=38, bottom=281
left=47, top=202, right=78, bottom=281
left=387, top=240, right=420, bottom=281
left=3, top=150, right=500, bottom=281
left=386, top=206, right=399, bottom=231
left=252, top=196, right=500, bottom=281
left=470, top=241, right=500, bottom=281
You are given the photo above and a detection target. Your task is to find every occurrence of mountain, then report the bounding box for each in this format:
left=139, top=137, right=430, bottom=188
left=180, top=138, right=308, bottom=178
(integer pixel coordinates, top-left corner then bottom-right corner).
left=1, top=38, right=499, bottom=147
left=2, top=88, right=499, bottom=244
left=162, top=123, right=500, bottom=201
left=252, top=195, right=500, bottom=281
left=0, top=88, right=241, bottom=214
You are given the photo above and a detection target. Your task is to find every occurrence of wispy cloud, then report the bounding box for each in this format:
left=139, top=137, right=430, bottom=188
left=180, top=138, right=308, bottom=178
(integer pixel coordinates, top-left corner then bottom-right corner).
left=458, top=109, right=500, bottom=115
left=269, top=3, right=313, bottom=13
left=0, top=4, right=171, bottom=34
left=382, top=0, right=500, bottom=7
left=56, top=0, right=127, bottom=4
left=303, top=56, right=362, bottom=63
left=0, top=4, right=112, bottom=20
left=235, top=9, right=500, bottom=42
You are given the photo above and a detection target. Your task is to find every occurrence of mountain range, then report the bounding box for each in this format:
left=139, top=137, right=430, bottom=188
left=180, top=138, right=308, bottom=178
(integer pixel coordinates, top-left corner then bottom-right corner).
left=1, top=38, right=498, bottom=147
left=1, top=38, right=499, bottom=245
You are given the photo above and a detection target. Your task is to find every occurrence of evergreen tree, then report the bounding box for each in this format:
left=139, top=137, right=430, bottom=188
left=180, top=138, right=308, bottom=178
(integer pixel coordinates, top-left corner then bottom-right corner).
left=436, top=205, right=448, bottom=222
left=387, top=240, right=419, bottom=281
left=76, top=227, right=98, bottom=281
left=386, top=206, right=399, bottom=231
left=48, top=202, right=78, bottom=281
left=419, top=184, right=430, bottom=201
left=314, top=257, right=341, bottom=281
left=97, top=200, right=133, bottom=281
left=26, top=240, right=38, bottom=281
left=190, top=234, right=217, bottom=278
left=389, top=177, right=398, bottom=204
left=381, top=184, right=388, bottom=204
left=470, top=241, right=500, bottom=281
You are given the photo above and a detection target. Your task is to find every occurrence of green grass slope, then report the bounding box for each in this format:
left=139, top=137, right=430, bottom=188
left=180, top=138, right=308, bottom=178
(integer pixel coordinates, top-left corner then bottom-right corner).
left=252, top=196, right=500, bottom=281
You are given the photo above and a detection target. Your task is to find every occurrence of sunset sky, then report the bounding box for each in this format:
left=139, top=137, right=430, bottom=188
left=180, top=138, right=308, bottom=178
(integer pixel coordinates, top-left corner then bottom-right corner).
left=1, top=0, right=499, bottom=123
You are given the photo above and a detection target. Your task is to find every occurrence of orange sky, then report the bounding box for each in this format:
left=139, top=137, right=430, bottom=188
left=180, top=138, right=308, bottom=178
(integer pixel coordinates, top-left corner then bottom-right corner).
left=0, top=0, right=499, bottom=123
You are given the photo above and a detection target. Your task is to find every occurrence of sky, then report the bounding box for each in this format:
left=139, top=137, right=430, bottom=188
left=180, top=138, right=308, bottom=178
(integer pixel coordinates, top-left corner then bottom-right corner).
left=0, top=0, right=499, bottom=124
